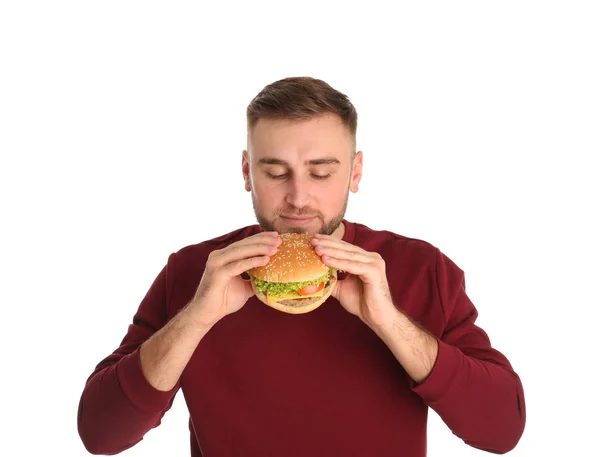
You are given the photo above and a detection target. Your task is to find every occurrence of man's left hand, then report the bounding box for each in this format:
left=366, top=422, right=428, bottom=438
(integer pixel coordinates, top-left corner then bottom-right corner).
left=311, top=234, right=395, bottom=328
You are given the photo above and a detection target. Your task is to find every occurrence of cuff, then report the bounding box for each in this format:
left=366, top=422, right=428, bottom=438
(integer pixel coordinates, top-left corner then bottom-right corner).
left=410, top=338, right=463, bottom=406
left=116, top=347, right=179, bottom=413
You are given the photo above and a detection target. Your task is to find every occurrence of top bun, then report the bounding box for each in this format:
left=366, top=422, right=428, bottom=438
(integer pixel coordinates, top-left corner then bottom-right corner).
left=250, top=233, right=329, bottom=283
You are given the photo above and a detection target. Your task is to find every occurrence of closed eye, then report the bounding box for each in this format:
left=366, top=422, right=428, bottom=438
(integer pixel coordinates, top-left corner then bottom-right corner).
left=266, top=172, right=289, bottom=180
left=265, top=172, right=331, bottom=180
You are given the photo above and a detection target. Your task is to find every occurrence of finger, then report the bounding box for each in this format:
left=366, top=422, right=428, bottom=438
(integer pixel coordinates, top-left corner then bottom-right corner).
left=210, top=240, right=280, bottom=268
left=242, top=278, right=257, bottom=302
left=230, top=231, right=281, bottom=249
left=313, top=244, right=375, bottom=264
left=331, top=276, right=343, bottom=301
left=311, top=236, right=360, bottom=254
left=320, top=255, right=380, bottom=283
left=255, top=231, right=281, bottom=238
left=216, top=231, right=281, bottom=256
left=224, top=254, right=272, bottom=278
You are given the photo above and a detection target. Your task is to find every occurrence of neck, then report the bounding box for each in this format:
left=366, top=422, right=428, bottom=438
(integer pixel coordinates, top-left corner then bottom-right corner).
left=332, top=220, right=346, bottom=240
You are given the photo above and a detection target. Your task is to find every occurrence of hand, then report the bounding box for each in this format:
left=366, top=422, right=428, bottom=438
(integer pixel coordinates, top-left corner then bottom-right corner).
left=188, top=231, right=281, bottom=327
left=311, top=234, right=395, bottom=328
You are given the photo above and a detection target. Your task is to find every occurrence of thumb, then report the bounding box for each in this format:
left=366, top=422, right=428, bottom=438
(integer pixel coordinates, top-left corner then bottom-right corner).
left=242, top=278, right=256, bottom=302
left=332, top=276, right=344, bottom=301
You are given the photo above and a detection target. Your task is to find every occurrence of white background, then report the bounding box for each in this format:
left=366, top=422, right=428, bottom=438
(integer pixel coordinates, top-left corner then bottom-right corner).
left=1, top=1, right=598, bottom=456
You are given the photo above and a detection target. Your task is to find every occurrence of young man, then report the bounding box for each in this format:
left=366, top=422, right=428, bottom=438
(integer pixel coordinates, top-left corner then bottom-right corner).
left=78, top=77, right=526, bottom=456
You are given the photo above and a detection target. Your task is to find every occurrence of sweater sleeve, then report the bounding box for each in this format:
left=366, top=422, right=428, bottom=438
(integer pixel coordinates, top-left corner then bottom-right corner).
left=77, top=253, right=181, bottom=455
left=410, top=248, right=526, bottom=454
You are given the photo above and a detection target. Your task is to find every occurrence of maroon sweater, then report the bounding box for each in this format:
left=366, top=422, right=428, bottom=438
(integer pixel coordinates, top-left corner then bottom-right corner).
left=78, top=220, right=526, bottom=456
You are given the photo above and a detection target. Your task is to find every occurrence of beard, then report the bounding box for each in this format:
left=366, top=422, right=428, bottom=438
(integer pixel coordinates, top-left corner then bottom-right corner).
left=252, top=192, right=349, bottom=236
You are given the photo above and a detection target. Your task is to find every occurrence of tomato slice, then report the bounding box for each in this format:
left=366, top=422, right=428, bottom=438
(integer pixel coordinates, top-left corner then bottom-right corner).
left=297, top=282, right=325, bottom=296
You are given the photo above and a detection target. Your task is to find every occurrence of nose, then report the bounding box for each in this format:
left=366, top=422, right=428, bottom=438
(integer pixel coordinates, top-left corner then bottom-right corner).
left=285, top=176, right=310, bottom=209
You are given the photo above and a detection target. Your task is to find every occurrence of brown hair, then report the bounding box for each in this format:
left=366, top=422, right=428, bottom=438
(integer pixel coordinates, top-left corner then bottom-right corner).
left=246, top=76, right=358, bottom=150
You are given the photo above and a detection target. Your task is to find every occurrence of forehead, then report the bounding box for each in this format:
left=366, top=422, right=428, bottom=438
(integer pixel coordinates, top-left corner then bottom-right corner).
left=248, top=114, right=353, bottom=162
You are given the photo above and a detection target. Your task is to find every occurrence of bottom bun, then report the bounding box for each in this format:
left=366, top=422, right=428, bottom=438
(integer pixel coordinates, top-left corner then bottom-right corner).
left=251, top=275, right=337, bottom=314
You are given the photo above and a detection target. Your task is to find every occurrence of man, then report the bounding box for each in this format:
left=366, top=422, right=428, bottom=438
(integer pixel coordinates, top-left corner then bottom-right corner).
left=77, top=76, right=526, bottom=456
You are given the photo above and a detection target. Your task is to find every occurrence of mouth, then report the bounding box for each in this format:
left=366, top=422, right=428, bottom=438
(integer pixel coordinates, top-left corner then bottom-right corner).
left=280, top=215, right=317, bottom=225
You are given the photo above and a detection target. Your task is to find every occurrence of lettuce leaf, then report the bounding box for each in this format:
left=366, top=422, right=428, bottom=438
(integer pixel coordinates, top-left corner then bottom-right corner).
left=248, top=268, right=337, bottom=296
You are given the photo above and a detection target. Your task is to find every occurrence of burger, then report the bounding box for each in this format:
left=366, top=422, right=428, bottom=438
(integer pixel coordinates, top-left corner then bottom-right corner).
left=248, top=232, right=338, bottom=314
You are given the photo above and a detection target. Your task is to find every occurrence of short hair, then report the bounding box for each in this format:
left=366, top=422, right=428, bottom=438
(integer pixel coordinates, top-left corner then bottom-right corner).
left=246, top=76, right=358, bottom=150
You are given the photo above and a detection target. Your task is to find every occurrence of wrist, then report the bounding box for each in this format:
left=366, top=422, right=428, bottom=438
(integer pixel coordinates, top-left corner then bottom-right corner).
left=180, top=301, right=218, bottom=333
left=363, top=299, right=401, bottom=333
left=371, top=307, right=439, bottom=384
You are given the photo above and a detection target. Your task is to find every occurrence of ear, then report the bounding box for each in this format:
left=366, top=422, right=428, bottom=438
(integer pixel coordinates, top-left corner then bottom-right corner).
left=242, top=150, right=251, bottom=192
left=349, top=151, right=363, bottom=193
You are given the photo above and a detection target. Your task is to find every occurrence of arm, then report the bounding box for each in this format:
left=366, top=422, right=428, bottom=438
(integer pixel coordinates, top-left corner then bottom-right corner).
left=77, top=254, right=185, bottom=455
left=77, top=256, right=217, bottom=455
left=77, top=233, right=280, bottom=455
left=371, top=309, right=438, bottom=384
left=375, top=249, right=526, bottom=454
left=138, top=306, right=212, bottom=390
left=313, top=235, right=526, bottom=453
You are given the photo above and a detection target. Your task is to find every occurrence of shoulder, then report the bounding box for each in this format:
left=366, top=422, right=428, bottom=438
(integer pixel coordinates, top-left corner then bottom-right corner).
left=352, top=221, right=440, bottom=264
left=353, top=222, right=467, bottom=292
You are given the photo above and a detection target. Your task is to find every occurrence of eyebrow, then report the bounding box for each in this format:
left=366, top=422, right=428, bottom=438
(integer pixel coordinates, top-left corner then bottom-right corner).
left=257, top=157, right=341, bottom=166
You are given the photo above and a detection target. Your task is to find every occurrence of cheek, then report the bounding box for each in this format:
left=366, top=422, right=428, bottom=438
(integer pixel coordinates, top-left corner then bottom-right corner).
left=252, top=179, right=284, bottom=207
left=254, top=178, right=280, bottom=194
left=317, top=180, right=348, bottom=208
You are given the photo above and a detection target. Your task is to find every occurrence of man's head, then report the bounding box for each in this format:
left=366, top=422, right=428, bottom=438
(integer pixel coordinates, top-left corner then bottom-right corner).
left=243, top=77, right=363, bottom=236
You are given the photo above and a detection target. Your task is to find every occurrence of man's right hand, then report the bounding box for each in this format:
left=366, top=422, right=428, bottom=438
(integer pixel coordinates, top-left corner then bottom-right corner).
left=187, top=231, right=281, bottom=327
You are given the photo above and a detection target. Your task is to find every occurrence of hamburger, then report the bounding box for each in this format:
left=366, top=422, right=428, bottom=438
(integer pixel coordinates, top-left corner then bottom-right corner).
left=248, top=233, right=338, bottom=314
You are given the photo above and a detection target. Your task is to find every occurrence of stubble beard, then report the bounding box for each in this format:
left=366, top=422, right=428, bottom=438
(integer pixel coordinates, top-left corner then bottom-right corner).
left=252, top=193, right=349, bottom=236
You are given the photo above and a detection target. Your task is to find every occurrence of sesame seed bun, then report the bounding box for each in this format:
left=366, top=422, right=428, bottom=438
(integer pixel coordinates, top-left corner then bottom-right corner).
left=250, top=233, right=329, bottom=283
left=248, top=233, right=336, bottom=314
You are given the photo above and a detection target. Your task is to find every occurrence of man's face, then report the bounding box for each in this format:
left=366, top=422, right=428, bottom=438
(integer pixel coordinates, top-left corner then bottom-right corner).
left=242, top=113, right=363, bottom=236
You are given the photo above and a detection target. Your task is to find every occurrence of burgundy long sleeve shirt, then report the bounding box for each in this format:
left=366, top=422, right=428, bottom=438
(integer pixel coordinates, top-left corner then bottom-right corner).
left=77, top=220, right=526, bottom=456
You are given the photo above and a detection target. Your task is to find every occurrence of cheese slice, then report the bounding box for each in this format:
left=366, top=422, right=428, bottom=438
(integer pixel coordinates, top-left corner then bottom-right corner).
left=266, top=288, right=324, bottom=304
